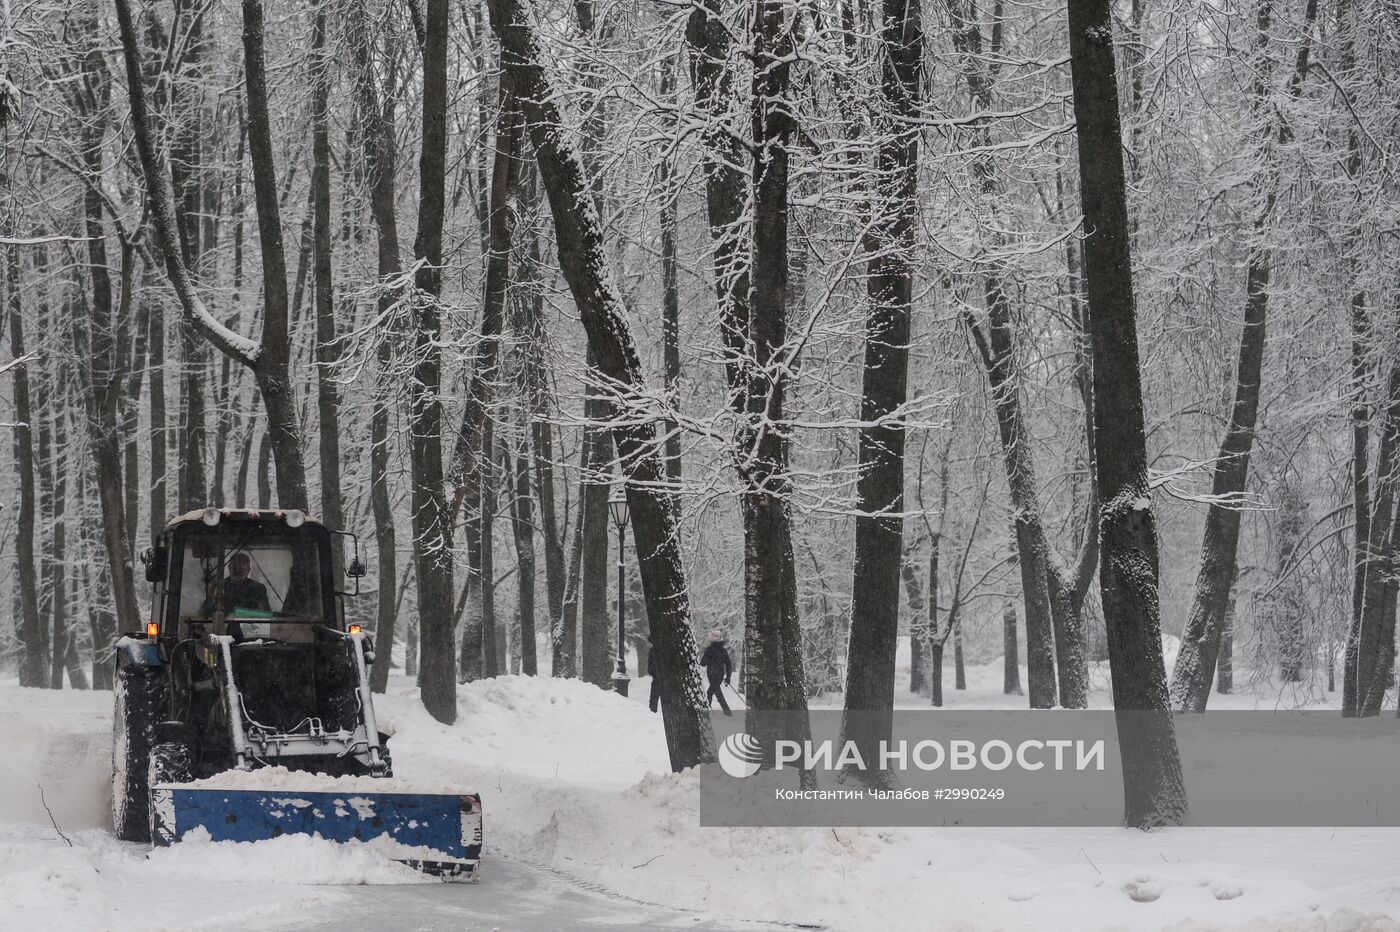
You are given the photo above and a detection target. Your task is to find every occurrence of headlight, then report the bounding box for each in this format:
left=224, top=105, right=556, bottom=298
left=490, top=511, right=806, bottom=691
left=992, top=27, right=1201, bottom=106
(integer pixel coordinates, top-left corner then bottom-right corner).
left=284, top=509, right=306, bottom=528
left=201, top=507, right=221, bottom=527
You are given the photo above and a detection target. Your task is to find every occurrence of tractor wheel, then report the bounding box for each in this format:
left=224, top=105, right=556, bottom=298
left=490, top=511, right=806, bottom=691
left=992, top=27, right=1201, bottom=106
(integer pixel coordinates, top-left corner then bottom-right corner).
left=112, top=662, right=167, bottom=843
left=147, top=739, right=192, bottom=847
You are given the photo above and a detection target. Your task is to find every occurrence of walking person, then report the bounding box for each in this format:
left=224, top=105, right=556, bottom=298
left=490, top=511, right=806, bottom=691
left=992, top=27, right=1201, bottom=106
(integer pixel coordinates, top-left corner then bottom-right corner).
left=700, top=630, right=733, bottom=715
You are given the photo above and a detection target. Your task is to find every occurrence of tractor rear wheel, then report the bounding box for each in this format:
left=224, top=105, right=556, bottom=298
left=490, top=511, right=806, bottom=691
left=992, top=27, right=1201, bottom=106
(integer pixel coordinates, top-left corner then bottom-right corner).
left=112, top=662, right=167, bottom=843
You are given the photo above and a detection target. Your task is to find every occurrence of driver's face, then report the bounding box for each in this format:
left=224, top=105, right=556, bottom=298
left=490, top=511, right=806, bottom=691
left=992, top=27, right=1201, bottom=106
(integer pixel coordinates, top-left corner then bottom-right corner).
left=230, top=554, right=251, bottom=580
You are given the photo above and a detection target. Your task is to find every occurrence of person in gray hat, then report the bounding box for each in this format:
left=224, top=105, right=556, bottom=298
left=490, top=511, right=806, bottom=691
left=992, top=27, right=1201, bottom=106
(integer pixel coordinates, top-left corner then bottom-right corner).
left=699, top=629, right=733, bottom=715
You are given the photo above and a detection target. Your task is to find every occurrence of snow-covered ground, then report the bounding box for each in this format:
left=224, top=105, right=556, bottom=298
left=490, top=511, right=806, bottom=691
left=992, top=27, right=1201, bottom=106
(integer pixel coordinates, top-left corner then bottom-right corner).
left=2, top=651, right=1397, bottom=931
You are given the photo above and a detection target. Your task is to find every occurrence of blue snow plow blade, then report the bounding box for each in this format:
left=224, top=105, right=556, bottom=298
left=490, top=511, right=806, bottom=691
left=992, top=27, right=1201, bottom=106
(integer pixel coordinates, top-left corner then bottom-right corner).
left=151, top=786, right=483, bottom=879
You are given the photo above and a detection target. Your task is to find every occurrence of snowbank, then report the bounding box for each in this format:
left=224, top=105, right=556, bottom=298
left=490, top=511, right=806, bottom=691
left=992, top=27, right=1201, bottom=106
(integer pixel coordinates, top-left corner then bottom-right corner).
left=1, top=669, right=1398, bottom=931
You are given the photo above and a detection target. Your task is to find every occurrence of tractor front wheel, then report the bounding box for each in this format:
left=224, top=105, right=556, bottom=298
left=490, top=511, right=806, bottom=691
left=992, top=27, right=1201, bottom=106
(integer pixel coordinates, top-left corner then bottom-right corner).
left=112, top=662, right=167, bottom=843
left=148, top=739, right=193, bottom=846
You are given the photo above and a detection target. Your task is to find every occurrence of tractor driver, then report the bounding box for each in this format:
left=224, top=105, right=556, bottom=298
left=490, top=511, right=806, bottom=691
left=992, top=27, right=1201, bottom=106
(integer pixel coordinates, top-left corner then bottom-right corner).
left=203, top=552, right=271, bottom=627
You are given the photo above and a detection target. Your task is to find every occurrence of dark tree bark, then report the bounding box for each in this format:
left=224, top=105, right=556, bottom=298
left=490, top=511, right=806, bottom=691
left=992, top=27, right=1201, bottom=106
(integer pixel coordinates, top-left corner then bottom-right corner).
left=578, top=378, right=615, bottom=688
left=508, top=423, right=538, bottom=674
left=843, top=0, right=920, bottom=731
left=311, top=4, right=346, bottom=570
left=1065, top=0, right=1186, bottom=826
left=517, top=234, right=567, bottom=671
left=659, top=57, right=683, bottom=484
left=949, top=1, right=1086, bottom=708
left=241, top=0, right=309, bottom=512
left=740, top=0, right=811, bottom=722
left=487, top=0, right=714, bottom=769
left=928, top=542, right=942, bottom=706
left=1170, top=0, right=1317, bottom=712
left=121, top=294, right=151, bottom=558
left=953, top=614, right=966, bottom=690
left=149, top=288, right=168, bottom=530
left=1217, top=593, right=1234, bottom=694
left=41, top=371, right=68, bottom=689
left=170, top=1, right=208, bottom=514
left=450, top=79, right=522, bottom=681
left=903, top=549, right=927, bottom=694
left=116, top=0, right=310, bottom=517
left=407, top=0, right=458, bottom=721
left=1340, top=0, right=1371, bottom=717
left=76, top=27, right=142, bottom=656
left=687, top=0, right=807, bottom=722
left=348, top=0, right=403, bottom=694
left=1003, top=603, right=1023, bottom=695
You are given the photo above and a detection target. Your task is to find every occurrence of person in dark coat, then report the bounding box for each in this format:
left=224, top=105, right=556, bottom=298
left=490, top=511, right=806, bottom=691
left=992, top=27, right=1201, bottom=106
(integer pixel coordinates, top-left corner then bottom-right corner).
left=699, top=630, right=733, bottom=715
left=646, top=640, right=661, bottom=713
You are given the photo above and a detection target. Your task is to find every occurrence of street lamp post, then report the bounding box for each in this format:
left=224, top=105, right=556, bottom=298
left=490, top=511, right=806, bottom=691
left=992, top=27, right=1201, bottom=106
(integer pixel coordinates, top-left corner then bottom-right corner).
left=609, top=489, right=630, bottom=697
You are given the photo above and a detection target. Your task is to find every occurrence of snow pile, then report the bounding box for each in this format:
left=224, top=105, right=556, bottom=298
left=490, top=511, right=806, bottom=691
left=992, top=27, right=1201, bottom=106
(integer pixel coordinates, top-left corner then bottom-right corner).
left=371, top=673, right=1400, bottom=931
left=176, top=764, right=475, bottom=795
left=145, top=826, right=433, bottom=884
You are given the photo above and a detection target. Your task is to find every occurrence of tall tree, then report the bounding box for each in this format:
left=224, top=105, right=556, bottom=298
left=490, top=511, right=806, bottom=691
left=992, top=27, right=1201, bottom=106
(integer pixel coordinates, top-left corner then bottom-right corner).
left=1065, top=0, right=1186, bottom=826
left=311, top=3, right=346, bottom=571
left=487, top=0, right=715, bottom=769
left=6, top=240, right=44, bottom=687
left=843, top=0, right=922, bottom=737
left=75, top=7, right=142, bottom=655
left=449, top=77, right=522, bottom=681
left=347, top=0, right=403, bottom=694
left=115, top=0, right=310, bottom=514
left=1169, top=0, right=1318, bottom=712
left=407, top=0, right=458, bottom=721
left=686, top=0, right=808, bottom=719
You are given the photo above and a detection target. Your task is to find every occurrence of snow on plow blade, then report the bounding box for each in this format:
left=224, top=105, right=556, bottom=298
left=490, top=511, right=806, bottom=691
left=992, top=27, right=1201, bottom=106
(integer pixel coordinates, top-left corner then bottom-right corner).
left=151, top=784, right=483, bottom=879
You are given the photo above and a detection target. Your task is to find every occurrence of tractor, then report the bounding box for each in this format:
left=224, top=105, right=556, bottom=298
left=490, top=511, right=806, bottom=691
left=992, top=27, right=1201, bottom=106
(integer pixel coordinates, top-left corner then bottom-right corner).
left=113, top=507, right=481, bottom=877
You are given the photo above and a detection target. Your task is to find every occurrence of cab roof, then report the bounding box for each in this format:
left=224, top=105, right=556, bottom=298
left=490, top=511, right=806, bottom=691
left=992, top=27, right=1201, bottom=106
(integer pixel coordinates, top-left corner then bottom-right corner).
left=165, top=508, right=324, bottom=530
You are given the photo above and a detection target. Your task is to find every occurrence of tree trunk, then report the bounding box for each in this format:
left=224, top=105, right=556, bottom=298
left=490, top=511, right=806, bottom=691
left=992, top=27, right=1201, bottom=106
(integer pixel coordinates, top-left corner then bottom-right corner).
left=487, top=0, right=714, bottom=768
left=556, top=475, right=585, bottom=678
left=686, top=0, right=808, bottom=725
left=903, top=551, right=927, bottom=694
left=843, top=0, right=920, bottom=733
left=171, top=3, right=208, bottom=514
left=6, top=240, right=43, bottom=686
left=508, top=426, right=538, bottom=674
left=741, top=0, right=811, bottom=725
left=1003, top=603, right=1023, bottom=695
left=48, top=434, right=66, bottom=691
left=121, top=295, right=151, bottom=557
left=242, top=0, right=309, bottom=511
left=407, top=0, right=458, bottom=722
left=659, top=58, right=683, bottom=484
left=311, top=4, right=346, bottom=568
left=1170, top=0, right=1316, bottom=713
left=348, top=0, right=403, bottom=694
left=579, top=392, right=614, bottom=688
left=953, top=614, right=966, bottom=690
left=929, top=543, right=942, bottom=706
left=76, top=31, right=142, bottom=654
left=450, top=79, right=522, bottom=681
left=149, top=288, right=168, bottom=530
left=1066, top=0, right=1186, bottom=826
left=520, top=235, right=566, bottom=669
left=949, top=0, right=1069, bottom=709
left=1217, top=594, right=1234, bottom=694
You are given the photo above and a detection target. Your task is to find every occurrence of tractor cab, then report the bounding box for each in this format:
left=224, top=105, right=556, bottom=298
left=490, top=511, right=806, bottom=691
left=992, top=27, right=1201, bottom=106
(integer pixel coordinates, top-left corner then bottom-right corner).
left=145, top=507, right=357, bottom=643
left=130, top=507, right=383, bottom=783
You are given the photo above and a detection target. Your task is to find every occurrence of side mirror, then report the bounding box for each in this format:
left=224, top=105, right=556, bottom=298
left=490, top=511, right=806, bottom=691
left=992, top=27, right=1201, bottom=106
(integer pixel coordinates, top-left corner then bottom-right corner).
left=347, top=557, right=367, bottom=579
left=141, top=545, right=167, bottom=583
